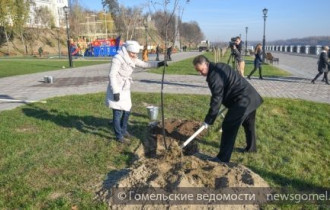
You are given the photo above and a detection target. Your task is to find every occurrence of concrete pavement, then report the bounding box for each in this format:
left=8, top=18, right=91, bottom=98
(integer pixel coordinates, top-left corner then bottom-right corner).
left=271, top=52, right=319, bottom=78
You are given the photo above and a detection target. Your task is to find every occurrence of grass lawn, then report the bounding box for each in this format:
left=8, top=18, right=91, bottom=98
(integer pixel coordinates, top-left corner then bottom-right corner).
left=0, top=93, right=329, bottom=209
left=149, top=50, right=291, bottom=77
left=0, top=59, right=109, bottom=78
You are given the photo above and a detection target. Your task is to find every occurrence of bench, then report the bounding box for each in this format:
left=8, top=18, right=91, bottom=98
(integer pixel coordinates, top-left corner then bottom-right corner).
left=266, top=52, right=279, bottom=64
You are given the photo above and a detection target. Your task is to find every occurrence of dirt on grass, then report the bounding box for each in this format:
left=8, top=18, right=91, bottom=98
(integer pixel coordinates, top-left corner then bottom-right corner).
left=96, top=119, right=269, bottom=209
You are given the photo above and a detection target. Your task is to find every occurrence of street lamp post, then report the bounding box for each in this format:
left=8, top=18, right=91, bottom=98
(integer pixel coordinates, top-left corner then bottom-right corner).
left=262, top=8, right=268, bottom=62
left=63, top=6, right=73, bottom=67
left=245, top=26, right=248, bottom=56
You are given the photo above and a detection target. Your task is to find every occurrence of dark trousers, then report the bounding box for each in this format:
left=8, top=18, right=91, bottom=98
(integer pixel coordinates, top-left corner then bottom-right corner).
left=248, top=65, right=263, bottom=78
left=112, top=109, right=130, bottom=140
left=156, top=53, right=159, bottom=61
left=312, top=72, right=329, bottom=84
left=167, top=54, right=172, bottom=61
left=217, top=109, right=257, bottom=162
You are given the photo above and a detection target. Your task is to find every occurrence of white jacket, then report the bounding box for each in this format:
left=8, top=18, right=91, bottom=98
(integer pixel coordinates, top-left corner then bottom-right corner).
left=106, top=46, right=158, bottom=111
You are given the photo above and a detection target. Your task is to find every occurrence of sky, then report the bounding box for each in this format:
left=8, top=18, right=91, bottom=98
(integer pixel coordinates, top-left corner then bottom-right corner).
left=78, top=0, right=330, bottom=42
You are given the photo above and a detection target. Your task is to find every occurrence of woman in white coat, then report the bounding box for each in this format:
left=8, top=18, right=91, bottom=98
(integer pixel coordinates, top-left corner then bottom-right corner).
left=106, top=40, right=165, bottom=143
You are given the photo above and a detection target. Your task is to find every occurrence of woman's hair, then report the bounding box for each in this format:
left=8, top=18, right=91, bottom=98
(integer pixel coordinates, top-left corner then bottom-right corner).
left=255, top=43, right=262, bottom=54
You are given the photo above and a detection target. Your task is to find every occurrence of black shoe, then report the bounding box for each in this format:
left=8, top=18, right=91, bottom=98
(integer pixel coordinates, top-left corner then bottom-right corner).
left=247, top=75, right=251, bottom=80
left=311, top=80, right=315, bottom=84
left=243, top=148, right=257, bottom=153
left=259, top=77, right=263, bottom=80
left=326, top=82, right=330, bottom=85
left=208, top=157, right=222, bottom=163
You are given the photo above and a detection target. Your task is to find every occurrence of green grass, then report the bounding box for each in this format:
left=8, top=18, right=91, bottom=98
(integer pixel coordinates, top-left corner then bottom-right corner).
left=243, top=54, right=290, bottom=77
left=0, top=59, right=109, bottom=78
left=149, top=50, right=291, bottom=77
left=0, top=93, right=329, bottom=209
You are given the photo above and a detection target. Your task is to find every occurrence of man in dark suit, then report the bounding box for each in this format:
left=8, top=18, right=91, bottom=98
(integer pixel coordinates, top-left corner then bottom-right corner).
left=231, top=36, right=245, bottom=77
left=156, top=44, right=160, bottom=61
left=312, top=46, right=329, bottom=85
left=193, top=55, right=263, bottom=162
left=167, top=46, right=173, bottom=61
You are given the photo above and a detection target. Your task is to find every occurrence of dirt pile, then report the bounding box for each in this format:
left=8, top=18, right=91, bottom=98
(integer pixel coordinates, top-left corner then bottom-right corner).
left=98, top=119, right=269, bottom=209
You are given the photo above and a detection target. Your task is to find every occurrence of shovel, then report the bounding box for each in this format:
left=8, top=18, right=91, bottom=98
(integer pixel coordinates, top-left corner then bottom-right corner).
left=180, top=107, right=226, bottom=149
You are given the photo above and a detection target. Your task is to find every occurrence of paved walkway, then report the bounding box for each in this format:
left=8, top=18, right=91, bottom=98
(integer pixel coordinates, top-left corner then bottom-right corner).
left=271, top=52, right=319, bottom=78
left=0, top=51, right=329, bottom=112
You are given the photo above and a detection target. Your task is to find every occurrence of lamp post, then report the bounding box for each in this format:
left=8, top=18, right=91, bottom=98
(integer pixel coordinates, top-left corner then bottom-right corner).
left=262, top=8, right=268, bottom=62
left=63, top=6, right=73, bottom=67
left=245, top=26, right=248, bottom=56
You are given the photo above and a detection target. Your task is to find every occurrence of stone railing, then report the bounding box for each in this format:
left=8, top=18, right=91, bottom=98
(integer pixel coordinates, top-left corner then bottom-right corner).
left=265, top=45, right=322, bottom=56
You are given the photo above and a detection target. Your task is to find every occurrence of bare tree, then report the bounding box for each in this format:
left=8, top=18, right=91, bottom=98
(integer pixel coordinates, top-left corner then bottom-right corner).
left=23, top=28, right=39, bottom=55
left=180, top=21, right=204, bottom=48
left=12, top=0, right=30, bottom=55
left=70, top=0, right=87, bottom=36
left=152, top=11, right=176, bottom=45
left=148, top=0, right=190, bottom=150
left=102, top=0, right=122, bottom=34
left=34, top=6, right=55, bottom=28
left=0, top=0, right=14, bottom=54
left=119, top=6, right=143, bottom=40
left=97, top=12, right=116, bottom=37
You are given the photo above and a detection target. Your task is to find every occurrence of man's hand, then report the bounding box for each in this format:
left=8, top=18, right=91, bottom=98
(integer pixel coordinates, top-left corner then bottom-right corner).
left=203, top=122, right=209, bottom=129
left=113, top=93, right=120, bottom=102
left=157, top=61, right=168, bottom=68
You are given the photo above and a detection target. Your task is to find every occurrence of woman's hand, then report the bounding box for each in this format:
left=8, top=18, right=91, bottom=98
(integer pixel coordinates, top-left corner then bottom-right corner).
left=113, top=93, right=120, bottom=101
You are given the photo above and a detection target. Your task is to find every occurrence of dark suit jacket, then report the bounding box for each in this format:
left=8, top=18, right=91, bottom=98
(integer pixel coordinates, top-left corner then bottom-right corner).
left=204, top=62, right=263, bottom=125
left=318, top=51, right=329, bottom=73
left=232, top=42, right=244, bottom=62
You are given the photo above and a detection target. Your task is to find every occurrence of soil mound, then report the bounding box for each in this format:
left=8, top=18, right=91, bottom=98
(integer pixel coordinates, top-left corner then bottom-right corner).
left=97, top=119, right=269, bottom=209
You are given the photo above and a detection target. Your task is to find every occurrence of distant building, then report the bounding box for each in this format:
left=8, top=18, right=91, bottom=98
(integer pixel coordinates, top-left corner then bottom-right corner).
left=27, top=0, right=69, bottom=28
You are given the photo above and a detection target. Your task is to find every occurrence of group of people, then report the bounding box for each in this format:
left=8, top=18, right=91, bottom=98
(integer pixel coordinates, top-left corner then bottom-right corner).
left=105, top=38, right=329, bottom=163
left=231, top=36, right=329, bottom=84
left=105, top=40, right=263, bottom=163
left=230, top=36, right=263, bottom=79
left=142, top=44, right=173, bottom=62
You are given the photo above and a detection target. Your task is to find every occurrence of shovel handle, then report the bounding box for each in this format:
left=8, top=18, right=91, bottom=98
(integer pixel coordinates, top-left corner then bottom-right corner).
left=180, top=107, right=226, bottom=149
left=181, top=124, right=207, bottom=148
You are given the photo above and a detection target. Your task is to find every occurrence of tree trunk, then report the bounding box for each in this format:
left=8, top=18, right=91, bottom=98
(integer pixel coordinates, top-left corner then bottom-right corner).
left=126, top=30, right=129, bottom=41
left=20, top=31, right=28, bottom=55
left=4, top=29, right=10, bottom=55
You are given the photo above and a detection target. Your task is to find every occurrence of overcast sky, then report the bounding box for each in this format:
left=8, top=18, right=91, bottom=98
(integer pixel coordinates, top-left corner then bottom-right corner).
left=79, top=0, right=330, bottom=42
